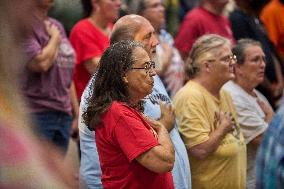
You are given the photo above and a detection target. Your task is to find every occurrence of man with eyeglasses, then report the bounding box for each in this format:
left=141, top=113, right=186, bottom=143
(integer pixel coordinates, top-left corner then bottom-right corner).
left=79, top=14, right=191, bottom=189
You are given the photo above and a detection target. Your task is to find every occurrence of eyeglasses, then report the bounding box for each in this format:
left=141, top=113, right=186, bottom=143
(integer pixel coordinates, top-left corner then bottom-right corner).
left=208, top=54, right=237, bottom=64
left=131, top=60, right=156, bottom=73
left=220, top=54, right=237, bottom=63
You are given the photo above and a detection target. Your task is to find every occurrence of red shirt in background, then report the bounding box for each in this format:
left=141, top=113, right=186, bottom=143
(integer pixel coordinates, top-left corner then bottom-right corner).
left=175, top=6, right=235, bottom=55
left=70, top=19, right=111, bottom=100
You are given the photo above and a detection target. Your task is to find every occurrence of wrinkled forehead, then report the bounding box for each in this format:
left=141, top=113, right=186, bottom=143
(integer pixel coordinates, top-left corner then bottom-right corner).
left=244, top=44, right=265, bottom=57
left=134, top=21, right=155, bottom=41
left=132, top=46, right=150, bottom=60
left=195, top=43, right=231, bottom=63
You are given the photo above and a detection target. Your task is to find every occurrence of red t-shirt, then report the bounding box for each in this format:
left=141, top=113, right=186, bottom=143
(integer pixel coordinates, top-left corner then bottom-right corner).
left=69, top=19, right=111, bottom=100
left=95, top=101, right=174, bottom=189
left=175, top=6, right=235, bottom=54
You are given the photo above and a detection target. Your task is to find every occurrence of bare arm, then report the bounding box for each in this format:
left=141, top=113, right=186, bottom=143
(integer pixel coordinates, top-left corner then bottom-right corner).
left=136, top=118, right=175, bottom=173
left=70, top=82, right=79, bottom=140
left=271, top=54, right=284, bottom=96
left=28, top=21, right=61, bottom=72
left=189, top=111, right=235, bottom=160
left=84, top=57, right=100, bottom=74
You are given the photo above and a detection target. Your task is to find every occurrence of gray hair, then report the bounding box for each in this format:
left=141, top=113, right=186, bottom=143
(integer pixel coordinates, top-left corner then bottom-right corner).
left=232, top=38, right=262, bottom=65
left=127, top=0, right=147, bottom=15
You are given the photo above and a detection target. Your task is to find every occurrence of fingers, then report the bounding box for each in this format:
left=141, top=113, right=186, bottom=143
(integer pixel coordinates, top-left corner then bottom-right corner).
left=159, top=101, right=174, bottom=116
left=216, top=111, right=235, bottom=132
left=159, top=101, right=175, bottom=131
left=44, top=21, right=60, bottom=38
left=143, top=115, right=158, bottom=126
left=44, top=20, right=51, bottom=27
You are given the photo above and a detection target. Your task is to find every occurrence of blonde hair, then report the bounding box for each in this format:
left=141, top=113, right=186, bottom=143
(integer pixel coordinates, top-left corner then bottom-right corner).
left=185, top=34, right=231, bottom=78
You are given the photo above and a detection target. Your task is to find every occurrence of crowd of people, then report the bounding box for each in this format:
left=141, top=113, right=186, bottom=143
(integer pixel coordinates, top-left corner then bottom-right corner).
left=1, top=0, right=284, bottom=188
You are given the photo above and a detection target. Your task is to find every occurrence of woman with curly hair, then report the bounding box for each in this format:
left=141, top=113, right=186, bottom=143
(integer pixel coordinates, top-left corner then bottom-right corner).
left=83, top=40, right=175, bottom=189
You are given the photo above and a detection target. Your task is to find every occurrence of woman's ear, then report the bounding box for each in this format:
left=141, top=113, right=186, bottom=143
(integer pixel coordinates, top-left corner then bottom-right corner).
left=122, top=75, right=128, bottom=84
left=204, top=61, right=211, bottom=73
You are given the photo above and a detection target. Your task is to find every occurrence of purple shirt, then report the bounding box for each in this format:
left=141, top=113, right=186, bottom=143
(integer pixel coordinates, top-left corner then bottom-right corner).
left=22, top=17, right=75, bottom=115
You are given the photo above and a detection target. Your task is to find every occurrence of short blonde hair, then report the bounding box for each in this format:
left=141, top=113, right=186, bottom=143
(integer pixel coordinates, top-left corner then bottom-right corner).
left=185, top=34, right=231, bottom=78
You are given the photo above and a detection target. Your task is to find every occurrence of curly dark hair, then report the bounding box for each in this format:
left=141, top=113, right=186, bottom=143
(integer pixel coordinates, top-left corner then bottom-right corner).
left=83, top=40, right=145, bottom=130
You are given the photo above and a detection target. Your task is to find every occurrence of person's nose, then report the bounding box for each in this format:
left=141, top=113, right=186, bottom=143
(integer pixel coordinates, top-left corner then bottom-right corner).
left=158, top=3, right=165, bottom=12
left=151, top=35, right=159, bottom=47
left=149, top=68, right=156, bottom=76
left=259, top=57, right=266, bottom=68
left=115, top=0, right=122, bottom=7
left=229, top=58, right=236, bottom=66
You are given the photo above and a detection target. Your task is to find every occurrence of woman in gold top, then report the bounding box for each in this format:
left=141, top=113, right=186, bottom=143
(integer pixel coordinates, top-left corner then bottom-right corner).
left=173, top=34, right=246, bottom=189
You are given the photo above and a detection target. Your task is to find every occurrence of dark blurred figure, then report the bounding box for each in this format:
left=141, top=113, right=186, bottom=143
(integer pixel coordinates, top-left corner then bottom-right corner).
left=229, top=0, right=284, bottom=109
left=261, top=0, right=284, bottom=61
left=178, top=0, right=199, bottom=22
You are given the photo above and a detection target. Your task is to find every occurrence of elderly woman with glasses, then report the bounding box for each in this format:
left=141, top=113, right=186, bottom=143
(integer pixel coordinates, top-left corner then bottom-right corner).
left=223, top=39, right=274, bottom=189
left=83, top=40, right=175, bottom=189
left=173, top=34, right=246, bottom=189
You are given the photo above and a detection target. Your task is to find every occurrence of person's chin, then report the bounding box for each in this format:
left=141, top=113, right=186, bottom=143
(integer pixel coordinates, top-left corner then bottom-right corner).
left=229, top=73, right=236, bottom=80
left=146, top=85, right=154, bottom=94
left=257, top=77, right=264, bottom=83
left=151, top=49, right=156, bottom=56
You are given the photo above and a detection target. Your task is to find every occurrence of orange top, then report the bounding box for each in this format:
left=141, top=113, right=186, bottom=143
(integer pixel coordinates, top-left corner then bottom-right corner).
left=261, top=0, right=284, bottom=59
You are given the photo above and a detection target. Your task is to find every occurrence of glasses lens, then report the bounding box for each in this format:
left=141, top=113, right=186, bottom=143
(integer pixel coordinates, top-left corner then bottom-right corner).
left=231, top=55, right=237, bottom=62
left=145, top=61, right=154, bottom=70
